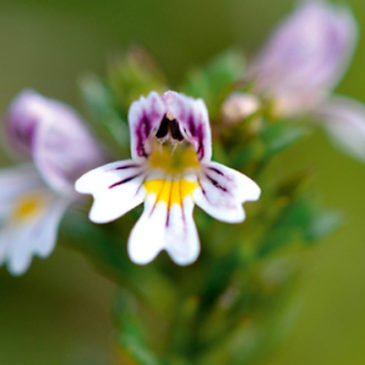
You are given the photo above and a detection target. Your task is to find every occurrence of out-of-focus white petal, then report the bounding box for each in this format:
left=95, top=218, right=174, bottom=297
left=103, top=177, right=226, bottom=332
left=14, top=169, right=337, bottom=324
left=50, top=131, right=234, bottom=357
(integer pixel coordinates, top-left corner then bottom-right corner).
left=5, top=90, right=104, bottom=194
left=75, top=160, right=146, bottom=223
left=0, top=165, right=41, bottom=213
left=128, top=194, right=167, bottom=265
left=128, top=92, right=166, bottom=161
left=163, top=91, right=212, bottom=161
left=195, top=162, right=261, bottom=223
left=315, top=96, right=365, bottom=161
left=250, top=1, right=357, bottom=115
left=31, top=197, right=70, bottom=258
left=0, top=192, right=69, bottom=276
left=165, top=197, right=200, bottom=265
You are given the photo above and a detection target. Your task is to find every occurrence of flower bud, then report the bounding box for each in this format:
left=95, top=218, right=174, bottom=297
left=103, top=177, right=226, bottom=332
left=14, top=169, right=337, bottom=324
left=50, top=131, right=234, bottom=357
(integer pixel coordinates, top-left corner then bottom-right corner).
left=222, top=92, right=260, bottom=124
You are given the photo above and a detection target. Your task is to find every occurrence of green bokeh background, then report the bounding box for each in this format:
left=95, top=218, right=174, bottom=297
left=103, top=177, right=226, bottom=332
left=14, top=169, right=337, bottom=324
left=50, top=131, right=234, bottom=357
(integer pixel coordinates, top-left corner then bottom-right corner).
left=0, top=0, right=364, bottom=364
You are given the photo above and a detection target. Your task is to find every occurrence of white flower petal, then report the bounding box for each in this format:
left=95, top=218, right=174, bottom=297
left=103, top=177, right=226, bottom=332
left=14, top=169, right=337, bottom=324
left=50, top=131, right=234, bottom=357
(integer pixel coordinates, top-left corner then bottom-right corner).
left=75, top=160, right=146, bottom=223
left=315, top=96, right=365, bottom=161
left=165, top=197, right=200, bottom=265
left=5, top=227, right=34, bottom=275
left=195, top=162, right=261, bottom=223
left=128, top=194, right=167, bottom=264
left=0, top=191, right=69, bottom=276
left=0, top=165, right=41, bottom=213
left=31, top=197, right=70, bottom=258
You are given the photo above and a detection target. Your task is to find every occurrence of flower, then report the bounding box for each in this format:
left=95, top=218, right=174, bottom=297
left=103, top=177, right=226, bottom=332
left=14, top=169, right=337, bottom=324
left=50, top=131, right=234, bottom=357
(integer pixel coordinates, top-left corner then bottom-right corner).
left=75, top=91, right=261, bottom=265
left=249, top=0, right=357, bottom=115
left=0, top=90, right=104, bottom=275
left=247, top=0, right=365, bottom=161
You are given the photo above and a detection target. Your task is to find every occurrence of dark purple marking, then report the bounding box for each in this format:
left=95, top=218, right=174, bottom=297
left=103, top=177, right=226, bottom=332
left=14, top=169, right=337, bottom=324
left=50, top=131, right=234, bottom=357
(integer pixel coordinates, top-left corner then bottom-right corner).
left=155, top=116, right=169, bottom=138
left=108, top=174, right=140, bottom=189
left=188, top=114, right=196, bottom=136
left=115, top=164, right=140, bottom=170
left=207, top=166, right=224, bottom=176
left=196, top=124, right=205, bottom=160
left=135, top=113, right=153, bottom=158
left=206, top=175, right=228, bottom=192
left=170, top=119, right=184, bottom=141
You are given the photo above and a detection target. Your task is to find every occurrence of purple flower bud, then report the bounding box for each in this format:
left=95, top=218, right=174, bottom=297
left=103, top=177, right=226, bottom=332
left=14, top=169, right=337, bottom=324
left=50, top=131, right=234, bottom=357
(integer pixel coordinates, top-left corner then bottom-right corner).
left=249, top=1, right=357, bottom=115
left=5, top=90, right=104, bottom=193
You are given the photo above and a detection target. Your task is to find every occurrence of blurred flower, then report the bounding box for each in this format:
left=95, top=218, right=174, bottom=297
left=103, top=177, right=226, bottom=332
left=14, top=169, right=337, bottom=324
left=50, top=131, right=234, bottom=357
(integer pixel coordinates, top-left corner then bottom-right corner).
left=222, top=92, right=260, bottom=124
left=76, top=91, right=261, bottom=265
left=0, top=90, right=104, bottom=275
left=249, top=0, right=356, bottom=115
left=316, top=96, right=365, bottom=160
left=248, top=0, right=365, bottom=161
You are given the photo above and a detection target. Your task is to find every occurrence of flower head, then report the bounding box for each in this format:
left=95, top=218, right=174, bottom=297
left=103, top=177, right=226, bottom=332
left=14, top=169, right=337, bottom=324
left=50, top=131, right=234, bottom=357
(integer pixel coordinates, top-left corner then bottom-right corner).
left=6, top=90, right=104, bottom=194
left=76, top=91, right=261, bottom=265
left=249, top=0, right=357, bottom=115
left=0, top=90, right=104, bottom=275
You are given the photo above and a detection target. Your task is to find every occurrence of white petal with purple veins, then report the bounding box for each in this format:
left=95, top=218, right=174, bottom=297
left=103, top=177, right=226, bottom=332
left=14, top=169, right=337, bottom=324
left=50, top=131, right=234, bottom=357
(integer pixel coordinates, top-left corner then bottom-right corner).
left=75, top=160, right=146, bottom=223
left=163, top=91, right=212, bottom=161
left=128, top=194, right=167, bottom=264
left=195, top=162, right=261, bottom=223
left=129, top=92, right=166, bottom=161
left=165, top=197, right=200, bottom=265
left=5, top=90, right=104, bottom=194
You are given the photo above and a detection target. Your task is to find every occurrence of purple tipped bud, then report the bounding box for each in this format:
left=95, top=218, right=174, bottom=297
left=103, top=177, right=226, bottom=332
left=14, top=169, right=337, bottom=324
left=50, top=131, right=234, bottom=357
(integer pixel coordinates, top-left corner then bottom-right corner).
left=249, top=1, right=357, bottom=115
left=5, top=90, right=104, bottom=193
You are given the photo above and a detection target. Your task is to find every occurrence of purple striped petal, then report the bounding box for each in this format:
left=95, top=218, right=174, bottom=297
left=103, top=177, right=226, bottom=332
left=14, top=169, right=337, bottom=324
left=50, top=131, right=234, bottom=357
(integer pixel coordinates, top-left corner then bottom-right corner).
left=128, top=91, right=212, bottom=162
left=128, top=91, right=166, bottom=160
left=163, top=91, right=212, bottom=162
left=5, top=90, right=104, bottom=193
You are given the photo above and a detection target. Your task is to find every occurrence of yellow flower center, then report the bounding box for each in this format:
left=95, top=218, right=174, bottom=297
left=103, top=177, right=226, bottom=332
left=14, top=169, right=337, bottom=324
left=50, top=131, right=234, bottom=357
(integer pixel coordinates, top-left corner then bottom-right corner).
left=144, top=144, right=200, bottom=207
left=12, top=193, right=45, bottom=223
left=148, top=144, right=200, bottom=174
left=144, top=179, right=198, bottom=207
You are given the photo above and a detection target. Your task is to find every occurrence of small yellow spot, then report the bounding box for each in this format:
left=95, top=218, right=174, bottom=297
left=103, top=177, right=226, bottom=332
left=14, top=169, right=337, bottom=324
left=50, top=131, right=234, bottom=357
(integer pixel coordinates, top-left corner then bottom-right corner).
left=12, top=193, right=45, bottom=223
left=149, top=144, right=200, bottom=174
left=144, top=179, right=198, bottom=207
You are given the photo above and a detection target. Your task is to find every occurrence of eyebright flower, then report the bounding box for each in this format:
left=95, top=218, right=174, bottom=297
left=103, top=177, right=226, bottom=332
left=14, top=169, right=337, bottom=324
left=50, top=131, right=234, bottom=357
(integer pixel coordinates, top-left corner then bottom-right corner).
left=0, top=90, right=104, bottom=275
left=75, top=91, right=261, bottom=266
left=248, top=0, right=365, bottom=161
